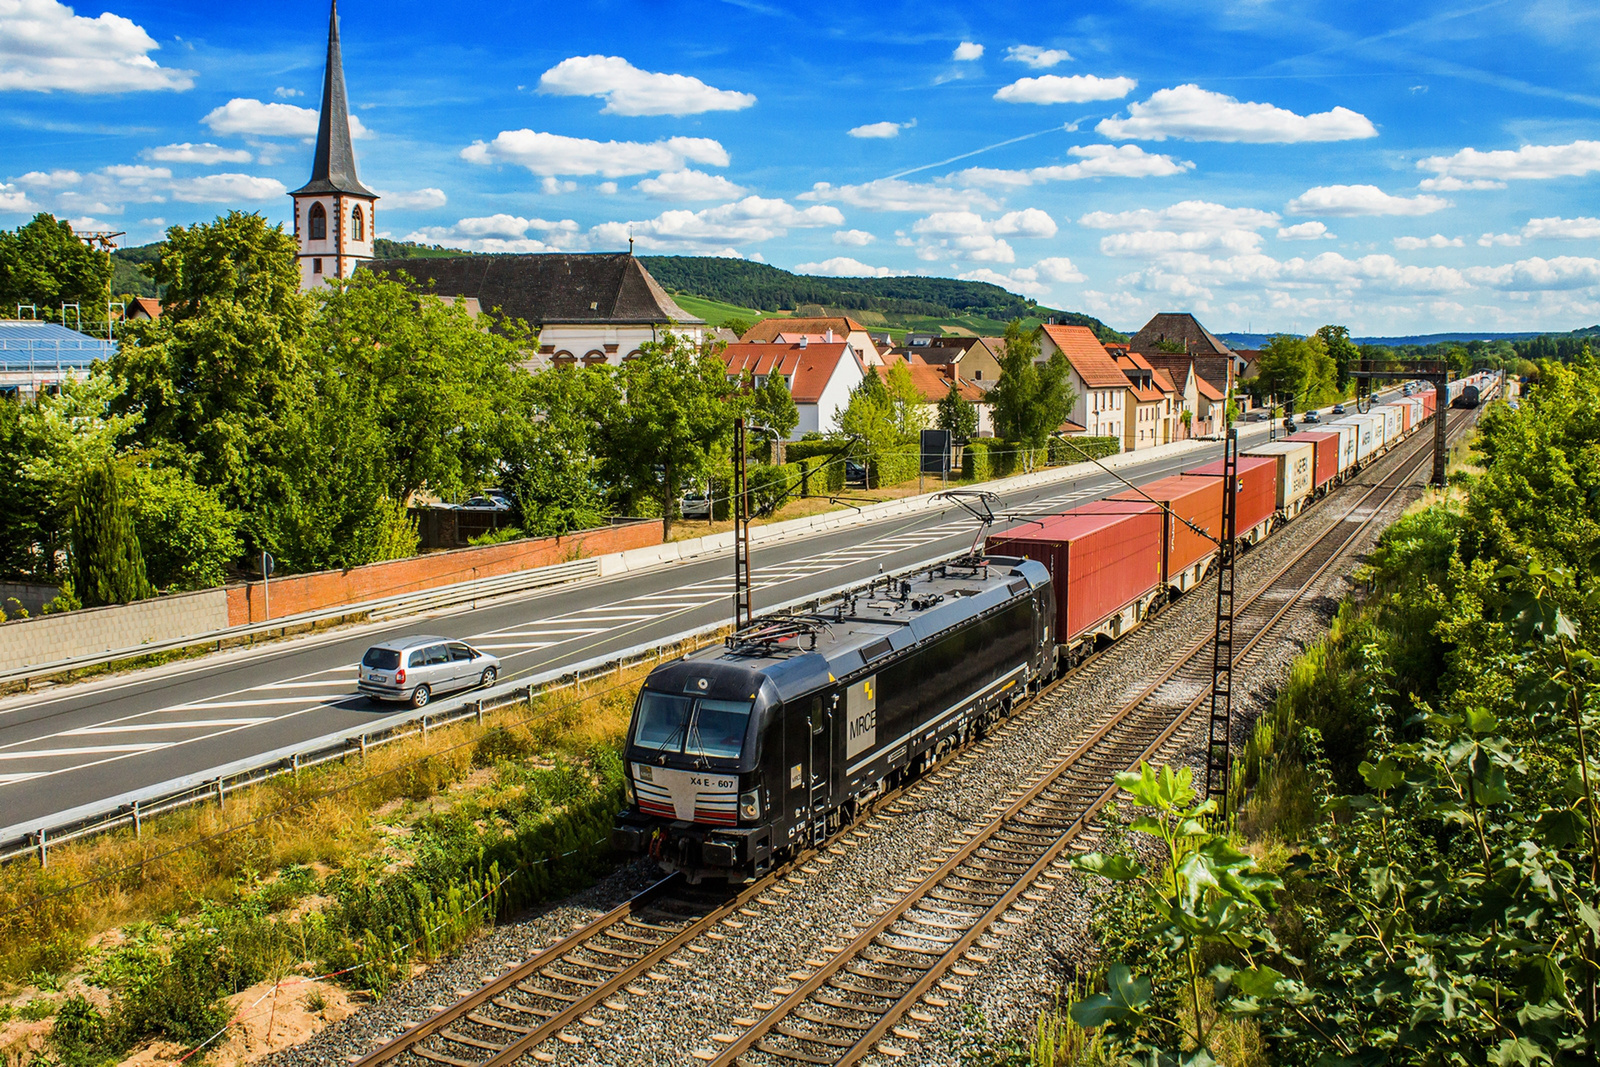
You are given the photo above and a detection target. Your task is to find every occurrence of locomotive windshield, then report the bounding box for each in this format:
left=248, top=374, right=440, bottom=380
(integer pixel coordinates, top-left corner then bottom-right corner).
left=633, top=691, right=753, bottom=759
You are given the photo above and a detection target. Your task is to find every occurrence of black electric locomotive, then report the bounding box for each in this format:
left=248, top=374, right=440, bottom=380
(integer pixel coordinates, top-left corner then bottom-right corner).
left=611, top=555, right=1054, bottom=882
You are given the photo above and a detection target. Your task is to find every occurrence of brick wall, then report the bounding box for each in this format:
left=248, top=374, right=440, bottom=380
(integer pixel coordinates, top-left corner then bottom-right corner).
left=226, top=520, right=662, bottom=626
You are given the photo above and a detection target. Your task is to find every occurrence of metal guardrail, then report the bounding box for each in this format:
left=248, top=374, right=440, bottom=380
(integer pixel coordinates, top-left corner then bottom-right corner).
left=0, top=554, right=953, bottom=864
left=0, top=558, right=601, bottom=688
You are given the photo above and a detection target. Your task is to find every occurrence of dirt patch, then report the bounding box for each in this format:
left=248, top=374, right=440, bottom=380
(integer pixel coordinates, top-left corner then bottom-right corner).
left=112, top=980, right=359, bottom=1067
left=0, top=1019, right=50, bottom=1067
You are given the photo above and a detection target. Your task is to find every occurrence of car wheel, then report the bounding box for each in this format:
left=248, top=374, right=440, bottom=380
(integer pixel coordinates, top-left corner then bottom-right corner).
left=479, top=666, right=497, bottom=689
left=410, top=685, right=431, bottom=709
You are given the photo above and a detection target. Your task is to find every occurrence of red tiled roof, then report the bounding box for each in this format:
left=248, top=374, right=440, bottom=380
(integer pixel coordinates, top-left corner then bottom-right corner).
left=1041, top=324, right=1127, bottom=389
left=1196, top=377, right=1225, bottom=402
left=1128, top=381, right=1164, bottom=404
left=126, top=296, right=161, bottom=319
left=1056, top=418, right=1089, bottom=434
left=720, top=341, right=858, bottom=403
left=1151, top=368, right=1178, bottom=395
left=877, top=354, right=981, bottom=404
left=739, top=316, right=870, bottom=343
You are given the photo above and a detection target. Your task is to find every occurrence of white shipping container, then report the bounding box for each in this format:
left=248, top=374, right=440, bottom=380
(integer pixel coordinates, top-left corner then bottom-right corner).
left=1329, top=423, right=1358, bottom=474
left=1373, top=405, right=1403, bottom=444
left=1243, top=440, right=1317, bottom=512
left=1329, top=416, right=1379, bottom=462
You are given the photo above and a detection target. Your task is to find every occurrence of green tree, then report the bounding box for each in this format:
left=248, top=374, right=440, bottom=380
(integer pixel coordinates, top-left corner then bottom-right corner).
left=991, top=320, right=1075, bottom=462
left=70, top=459, right=155, bottom=606
left=500, top=366, right=610, bottom=536
left=127, top=463, right=241, bottom=590
left=309, top=275, right=527, bottom=504
left=936, top=381, right=978, bottom=443
left=110, top=212, right=312, bottom=516
left=884, top=361, right=927, bottom=440
left=0, top=214, right=112, bottom=318
left=593, top=332, right=740, bottom=537
left=1315, top=323, right=1360, bottom=391
left=722, top=316, right=752, bottom=338
left=1253, top=333, right=1338, bottom=411
left=837, top=368, right=899, bottom=482
left=750, top=365, right=799, bottom=442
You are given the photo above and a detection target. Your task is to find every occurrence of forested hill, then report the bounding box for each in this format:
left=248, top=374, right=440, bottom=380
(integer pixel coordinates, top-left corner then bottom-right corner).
left=638, top=256, right=1115, bottom=338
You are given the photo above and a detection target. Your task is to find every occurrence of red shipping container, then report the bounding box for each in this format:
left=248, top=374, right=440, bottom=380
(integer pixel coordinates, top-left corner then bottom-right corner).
left=1101, top=475, right=1223, bottom=586
left=1183, top=455, right=1278, bottom=537
left=986, top=503, right=1162, bottom=643
left=1283, top=431, right=1340, bottom=490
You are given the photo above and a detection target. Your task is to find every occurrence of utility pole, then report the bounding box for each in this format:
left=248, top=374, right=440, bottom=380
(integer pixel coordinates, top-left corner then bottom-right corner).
left=1352, top=359, right=1449, bottom=487
left=1205, top=427, right=1238, bottom=808
left=732, top=418, right=753, bottom=630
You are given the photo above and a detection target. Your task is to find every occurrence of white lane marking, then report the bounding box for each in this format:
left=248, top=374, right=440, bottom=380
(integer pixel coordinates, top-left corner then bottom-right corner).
left=263, top=679, right=358, bottom=688
left=550, top=613, right=656, bottom=623
left=0, top=773, right=41, bottom=784
left=0, top=743, right=170, bottom=760
left=178, top=696, right=357, bottom=710
left=473, top=628, right=601, bottom=638
left=473, top=642, right=557, bottom=651
left=62, top=718, right=272, bottom=735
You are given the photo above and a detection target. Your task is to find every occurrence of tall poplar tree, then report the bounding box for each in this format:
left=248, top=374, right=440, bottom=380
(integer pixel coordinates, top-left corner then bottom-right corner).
left=70, top=460, right=155, bottom=607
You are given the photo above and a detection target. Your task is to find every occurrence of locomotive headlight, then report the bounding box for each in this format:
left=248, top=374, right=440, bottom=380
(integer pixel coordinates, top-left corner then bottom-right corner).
left=739, top=789, right=761, bottom=821
left=623, top=775, right=636, bottom=805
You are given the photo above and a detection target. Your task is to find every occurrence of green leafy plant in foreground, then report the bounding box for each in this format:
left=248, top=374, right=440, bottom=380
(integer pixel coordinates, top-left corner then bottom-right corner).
left=1068, top=763, right=1286, bottom=1066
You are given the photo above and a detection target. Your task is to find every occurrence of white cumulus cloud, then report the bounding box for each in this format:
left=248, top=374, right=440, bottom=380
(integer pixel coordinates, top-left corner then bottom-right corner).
left=462, top=130, right=729, bottom=178
left=596, top=196, right=844, bottom=253
left=794, top=257, right=908, bottom=278
left=14, top=168, right=81, bottom=189
left=142, top=142, right=252, bottom=165
left=1465, top=256, right=1600, bottom=291
left=1079, top=200, right=1280, bottom=232
left=374, top=187, right=448, bottom=210
left=1393, top=234, right=1463, bottom=250
left=953, top=41, right=984, bottom=61
left=0, top=0, right=194, bottom=92
left=1097, top=84, right=1377, bottom=143
left=538, top=55, right=755, bottom=116
left=0, top=183, right=37, bottom=213
left=995, top=74, right=1137, bottom=105
left=800, top=178, right=997, bottom=213
left=1033, top=256, right=1086, bottom=283
left=913, top=208, right=1058, bottom=240
left=1418, top=176, right=1505, bottom=192
left=74, top=164, right=285, bottom=204
left=1006, top=44, right=1071, bottom=68
left=848, top=119, right=914, bottom=139
left=636, top=169, right=747, bottom=201
left=833, top=229, right=875, bottom=246
left=1287, top=184, right=1449, bottom=217
left=1523, top=216, right=1600, bottom=240
left=273, top=86, right=302, bottom=99
left=1417, top=139, right=1600, bottom=182
left=956, top=144, right=1192, bottom=187
left=1478, top=232, right=1522, bottom=247
left=1277, top=221, right=1332, bottom=240
left=202, top=97, right=371, bottom=139
left=1099, top=230, right=1266, bottom=257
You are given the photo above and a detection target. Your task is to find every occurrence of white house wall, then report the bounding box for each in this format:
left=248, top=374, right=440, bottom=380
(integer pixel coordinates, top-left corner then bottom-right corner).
left=529, top=323, right=707, bottom=369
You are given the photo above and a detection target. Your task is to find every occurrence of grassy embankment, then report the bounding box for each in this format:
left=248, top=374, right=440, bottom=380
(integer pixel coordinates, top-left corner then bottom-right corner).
left=0, top=638, right=708, bottom=1064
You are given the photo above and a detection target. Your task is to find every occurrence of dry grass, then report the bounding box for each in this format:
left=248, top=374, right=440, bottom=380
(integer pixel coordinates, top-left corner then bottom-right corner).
left=0, top=638, right=703, bottom=984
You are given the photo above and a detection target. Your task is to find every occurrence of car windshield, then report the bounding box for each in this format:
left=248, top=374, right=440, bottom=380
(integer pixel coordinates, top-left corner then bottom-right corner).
left=632, top=691, right=753, bottom=759
left=363, top=648, right=400, bottom=670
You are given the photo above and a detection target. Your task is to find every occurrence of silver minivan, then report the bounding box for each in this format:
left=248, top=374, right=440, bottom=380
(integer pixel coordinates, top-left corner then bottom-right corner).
left=357, top=635, right=500, bottom=708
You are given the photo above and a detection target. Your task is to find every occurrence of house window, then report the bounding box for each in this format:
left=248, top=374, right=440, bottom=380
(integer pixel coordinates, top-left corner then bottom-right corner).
left=974, top=370, right=982, bottom=381
left=308, top=202, right=326, bottom=241
left=312, top=257, right=323, bottom=274
left=351, top=204, right=365, bottom=242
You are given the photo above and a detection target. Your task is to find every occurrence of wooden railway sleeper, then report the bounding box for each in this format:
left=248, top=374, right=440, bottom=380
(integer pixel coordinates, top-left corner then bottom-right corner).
left=439, top=1029, right=507, bottom=1053
left=466, top=1010, right=534, bottom=1034
left=845, top=960, right=926, bottom=983
left=580, top=941, right=650, bottom=961
left=775, top=1023, right=863, bottom=1048
left=561, top=952, right=628, bottom=974
left=540, top=965, right=609, bottom=988
left=815, top=989, right=893, bottom=1012
left=490, top=994, right=562, bottom=1018
left=413, top=1047, right=480, bottom=1067
left=756, top=1037, right=843, bottom=1064
left=796, top=1007, right=876, bottom=1031
left=508, top=984, right=584, bottom=1004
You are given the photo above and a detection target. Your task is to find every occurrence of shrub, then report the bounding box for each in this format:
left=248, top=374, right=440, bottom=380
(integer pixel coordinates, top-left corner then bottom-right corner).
left=961, top=440, right=1023, bottom=481
left=1049, top=434, right=1121, bottom=465
left=748, top=462, right=801, bottom=515
left=468, top=525, right=523, bottom=547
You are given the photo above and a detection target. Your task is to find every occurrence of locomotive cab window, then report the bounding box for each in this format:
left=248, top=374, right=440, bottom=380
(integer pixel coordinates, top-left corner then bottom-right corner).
left=633, top=690, right=752, bottom=758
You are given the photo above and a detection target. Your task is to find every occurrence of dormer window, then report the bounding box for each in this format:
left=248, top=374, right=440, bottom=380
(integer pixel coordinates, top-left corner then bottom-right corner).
left=308, top=202, right=327, bottom=241
left=351, top=204, right=364, bottom=242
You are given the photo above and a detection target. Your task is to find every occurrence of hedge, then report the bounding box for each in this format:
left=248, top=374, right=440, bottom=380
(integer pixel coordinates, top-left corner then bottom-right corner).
left=1048, top=434, right=1121, bottom=465
left=961, top=440, right=1026, bottom=481
left=749, top=461, right=803, bottom=515
left=798, top=455, right=843, bottom=495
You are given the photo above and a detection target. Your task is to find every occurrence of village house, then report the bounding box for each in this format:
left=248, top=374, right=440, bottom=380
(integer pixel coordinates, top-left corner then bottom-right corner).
left=720, top=339, right=866, bottom=439
left=1128, top=312, right=1242, bottom=404
left=738, top=316, right=883, bottom=365
left=878, top=353, right=992, bottom=438
left=1113, top=349, right=1168, bottom=450
left=1037, top=324, right=1126, bottom=441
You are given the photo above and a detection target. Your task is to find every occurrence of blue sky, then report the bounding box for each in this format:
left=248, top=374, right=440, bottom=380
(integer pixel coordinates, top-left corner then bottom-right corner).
left=3, top=0, right=1599, bottom=335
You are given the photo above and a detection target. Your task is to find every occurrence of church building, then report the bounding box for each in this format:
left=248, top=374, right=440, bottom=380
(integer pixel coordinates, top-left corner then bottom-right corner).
left=292, top=0, right=376, bottom=289
left=290, top=2, right=704, bottom=363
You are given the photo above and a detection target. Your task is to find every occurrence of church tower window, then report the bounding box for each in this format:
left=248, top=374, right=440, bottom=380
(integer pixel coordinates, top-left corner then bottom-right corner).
left=351, top=204, right=364, bottom=242
left=309, top=202, right=327, bottom=241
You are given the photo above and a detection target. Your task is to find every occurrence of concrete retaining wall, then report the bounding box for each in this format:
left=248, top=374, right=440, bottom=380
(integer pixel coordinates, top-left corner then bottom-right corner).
left=0, top=582, right=60, bottom=617
left=0, top=587, right=229, bottom=670
left=225, top=519, right=662, bottom=625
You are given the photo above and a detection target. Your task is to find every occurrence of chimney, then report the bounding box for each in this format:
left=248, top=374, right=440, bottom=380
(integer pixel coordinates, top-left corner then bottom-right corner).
left=825, top=327, right=834, bottom=342
left=799, top=335, right=808, bottom=349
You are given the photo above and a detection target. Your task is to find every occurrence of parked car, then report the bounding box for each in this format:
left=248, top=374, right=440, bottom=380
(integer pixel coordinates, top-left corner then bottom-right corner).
left=680, top=491, right=713, bottom=520
left=1248, top=411, right=1267, bottom=422
left=1331, top=403, right=1346, bottom=415
left=844, top=460, right=868, bottom=488
left=459, top=494, right=512, bottom=512
left=358, top=636, right=500, bottom=708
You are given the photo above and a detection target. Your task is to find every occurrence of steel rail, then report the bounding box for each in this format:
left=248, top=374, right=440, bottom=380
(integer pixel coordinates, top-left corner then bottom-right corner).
left=711, top=409, right=1471, bottom=1067
left=357, top=411, right=1467, bottom=1067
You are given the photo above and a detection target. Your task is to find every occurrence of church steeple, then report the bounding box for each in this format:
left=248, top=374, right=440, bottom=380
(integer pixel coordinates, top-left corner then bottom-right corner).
left=293, top=0, right=374, bottom=198
left=291, top=0, right=377, bottom=289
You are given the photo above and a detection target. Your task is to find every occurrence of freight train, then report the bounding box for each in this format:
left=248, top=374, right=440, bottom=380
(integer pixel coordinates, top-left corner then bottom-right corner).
left=613, top=392, right=1447, bottom=881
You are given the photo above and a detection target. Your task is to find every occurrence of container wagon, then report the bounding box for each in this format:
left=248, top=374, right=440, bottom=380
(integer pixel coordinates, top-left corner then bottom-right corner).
left=1281, top=431, right=1341, bottom=493
left=1104, top=475, right=1224, bottom=596
left=1372, top=404, right=1404, bottom=446
left=1243, top=440, right=1317, bottom=520
left=1184, top=455, right=1279, bottom=545
left=986, top=504, right=1163, bottom=669
left=1328, top=415, right=1379, bottom=467
left=612, top=555, right=1055, bottom=881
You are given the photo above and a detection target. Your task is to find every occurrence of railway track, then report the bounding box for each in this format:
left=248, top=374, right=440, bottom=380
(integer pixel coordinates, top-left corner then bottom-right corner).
left=356, top=412, right=1470, bottom=1067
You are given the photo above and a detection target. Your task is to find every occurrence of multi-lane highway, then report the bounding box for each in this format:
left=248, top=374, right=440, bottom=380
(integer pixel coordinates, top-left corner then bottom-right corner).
left=0, top=427, right=1301, bottom=834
